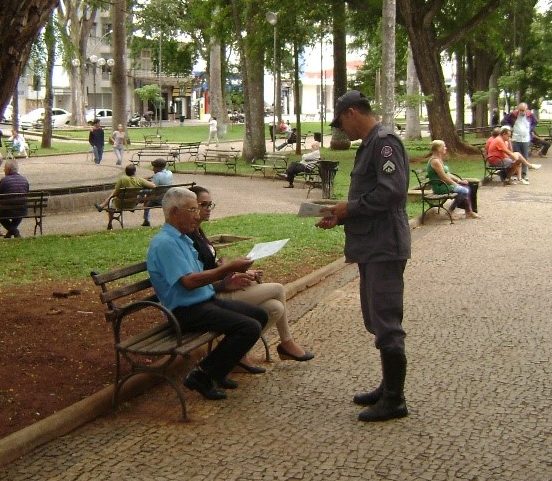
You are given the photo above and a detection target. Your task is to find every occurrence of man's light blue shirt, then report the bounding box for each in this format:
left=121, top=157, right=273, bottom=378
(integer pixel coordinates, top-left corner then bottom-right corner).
left=147, top=223, right=215, bottom=310
left=152, top=169, right=173, bottom=186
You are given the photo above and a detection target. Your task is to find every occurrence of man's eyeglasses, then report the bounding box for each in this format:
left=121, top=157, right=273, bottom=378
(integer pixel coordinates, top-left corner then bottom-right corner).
left=199, top=202, right=216, bottom=210
left=183, top=207, right=200, bottom=214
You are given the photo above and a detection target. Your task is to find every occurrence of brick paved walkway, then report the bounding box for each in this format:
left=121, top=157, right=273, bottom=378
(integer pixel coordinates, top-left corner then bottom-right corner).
left=1, top=157, right=551, bottom=480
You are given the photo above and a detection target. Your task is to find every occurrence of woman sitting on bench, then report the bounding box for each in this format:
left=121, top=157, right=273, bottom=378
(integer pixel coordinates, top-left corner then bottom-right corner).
left=427, top=140, right=480, bottom=220
left=188, top=185, right=314, bottom=373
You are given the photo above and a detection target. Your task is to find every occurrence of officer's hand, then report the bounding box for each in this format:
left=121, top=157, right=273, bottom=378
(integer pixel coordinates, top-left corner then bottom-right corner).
left=227, top=257, right=254, bottom=273
left=316, top=215, right=339, bottom=229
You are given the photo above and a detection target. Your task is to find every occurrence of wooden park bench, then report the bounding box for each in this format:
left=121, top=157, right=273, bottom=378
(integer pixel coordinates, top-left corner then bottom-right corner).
left=480, top=147, right=508, bottom=184
left=143, top=134, right=167, bottom=147
left=194, top=147, right=239, bottom=175
left=176, top=141, right=201, bottom=162
left=130, top=147, right=180, bottom=171
left=99, top=182, right=195, bottom=230
left=0, top=190, right=49, bottom=235
left=250, top=153, right=288, bottom=178
left=411, top=168, right=458, bottom=224
left=90, top=261, right=271, bottom=419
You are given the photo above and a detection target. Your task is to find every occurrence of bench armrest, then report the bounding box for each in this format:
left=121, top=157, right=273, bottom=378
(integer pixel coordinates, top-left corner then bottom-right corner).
left=114, top=300, right=183, bottom=345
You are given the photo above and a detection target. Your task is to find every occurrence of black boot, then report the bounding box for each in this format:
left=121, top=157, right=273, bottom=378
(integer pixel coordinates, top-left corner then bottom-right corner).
left=353, top=381, right=383, bottom=406
left=358, top=351, right=408, bottom=422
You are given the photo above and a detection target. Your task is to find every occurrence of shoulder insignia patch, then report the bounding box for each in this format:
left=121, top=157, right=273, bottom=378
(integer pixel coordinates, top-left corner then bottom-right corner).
left=381, top=145, right=393, bottom=157
left=382, top=159, right=396, bottom=174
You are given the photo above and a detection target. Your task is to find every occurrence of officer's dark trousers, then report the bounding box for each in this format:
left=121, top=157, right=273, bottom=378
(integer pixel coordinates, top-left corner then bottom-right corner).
left=173, top=298, right=268, bottom=381
left=358, top=260, right=406, bottom=353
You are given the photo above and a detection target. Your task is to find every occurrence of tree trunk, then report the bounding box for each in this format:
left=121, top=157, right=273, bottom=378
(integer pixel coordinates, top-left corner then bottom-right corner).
left=488, top=62, right=499, bottom=122
left=330, top=0, right=350, bottom=150
left=275, top=37, right=282, bottom=124
left=455, top=48, right=465, bottom=130
left=12, top=81, right=19, bottom=131
left=470, top=46, right=495, bottom=129
left=0, top=0, right=58, bottom=116
left=209, top=37, right=227, bottom=138
left=111, top=0, right=127, bottom=131
left=399, top=0, right=477, bottom=154
left=231, top=0, right=266, bottom=161
left=405, top=43, right=421, bottom=140
left=294, top=40, right=302, bottom=155
left=381, top=0, right=396, bottom=131
left=42, top=14, right=56, bottom=149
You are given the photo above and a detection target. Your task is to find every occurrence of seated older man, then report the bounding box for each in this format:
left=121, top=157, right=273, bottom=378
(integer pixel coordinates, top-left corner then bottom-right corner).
left=146, top=187, right=268, bottom=400
left=278, top=141, right=321, bottom=188
left=487, top=126, right=540, bottom=185
left=0, top=158, right=30, bottom=238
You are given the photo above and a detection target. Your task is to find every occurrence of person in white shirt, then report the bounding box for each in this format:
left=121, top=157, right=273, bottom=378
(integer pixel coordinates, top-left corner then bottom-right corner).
left=278, top=142, right=321, bottom=188
left=207, top=116, right=218, bottom=146
left=8, top=129, right=29, bottom=158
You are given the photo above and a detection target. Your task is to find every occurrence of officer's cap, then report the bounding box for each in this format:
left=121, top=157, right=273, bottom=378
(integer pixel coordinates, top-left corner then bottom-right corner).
left=329, top=90, right=371, bottom=128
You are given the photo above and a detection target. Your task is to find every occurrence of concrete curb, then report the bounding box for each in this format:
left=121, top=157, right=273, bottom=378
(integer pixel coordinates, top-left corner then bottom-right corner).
left=0, top=255, right=351, bottom=467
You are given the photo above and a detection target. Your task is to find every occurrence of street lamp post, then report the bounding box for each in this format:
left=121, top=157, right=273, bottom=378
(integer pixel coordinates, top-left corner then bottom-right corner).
left=73, top=56, right=114, bottom=123
left=266, top=12, right=278, bottom=152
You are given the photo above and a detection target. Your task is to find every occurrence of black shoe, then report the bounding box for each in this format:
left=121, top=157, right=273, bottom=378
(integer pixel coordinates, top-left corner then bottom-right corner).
left=94, top=203, right=103, bottom=212
left=276, top=344, right=314, bottom=362
left=13, top=229, right=21, bottom=238
left=107, top=223, right=113, bottom=230
left=236, top=361, right=266, bottom=374
left=283, top=184, right=294, bottom=188
left=217, top=377, right=239, bottom=389
left=184, top=368, right=227, bottom=400
left=353, top=382, right=383, bottom=406
left=357, top=396, right=408, bottom=422
left=141, top=220, right=151, bottom=227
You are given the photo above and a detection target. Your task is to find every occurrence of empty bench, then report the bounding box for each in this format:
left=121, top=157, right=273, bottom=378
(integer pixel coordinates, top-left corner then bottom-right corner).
left=130, top=148, right=180, bottom=171
left=100, top=182, right=195, bottom=229
left=194, top=148, right=239, bottom=175
left=250, top=153, right=288, bottom=178
left=0, top=190, right=49, bottom=236
left=177, top=141, right=201, bottom=162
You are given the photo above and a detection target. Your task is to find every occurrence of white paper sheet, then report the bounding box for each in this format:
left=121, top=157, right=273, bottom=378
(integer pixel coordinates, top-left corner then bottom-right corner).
left=246, top=239, right=289, bottom=261
left=297, top=202, right=327, bottom=217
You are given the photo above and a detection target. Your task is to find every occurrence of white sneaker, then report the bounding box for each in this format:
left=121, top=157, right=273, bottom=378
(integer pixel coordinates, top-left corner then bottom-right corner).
left=529, top=163, right=541, bottom=170
left=519, top=178, right=530, bottom=185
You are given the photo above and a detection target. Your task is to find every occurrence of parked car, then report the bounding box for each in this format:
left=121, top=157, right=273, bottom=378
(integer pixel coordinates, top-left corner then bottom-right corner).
left=85, top=108, right=113, bottom=127
left=20, top=108, right=71, bottom=129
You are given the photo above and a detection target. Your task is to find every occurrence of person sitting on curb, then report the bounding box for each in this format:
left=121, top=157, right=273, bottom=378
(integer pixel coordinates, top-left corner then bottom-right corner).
left=8, top=129, right=29, bottom=158
left=276, top=128, right=297, bottom=151
left=94, top=163, right=155, bottom=230
left=427, top=140, right=480, bottom=219
left=487, top=126, right=540, bottom=185
left=147, top=187, right=268, bottom=400
left=142, top=158, right=173, bottom=227
left=277, top=141, right=321, bottom=188
left=188, top=185, right=314, bottom=374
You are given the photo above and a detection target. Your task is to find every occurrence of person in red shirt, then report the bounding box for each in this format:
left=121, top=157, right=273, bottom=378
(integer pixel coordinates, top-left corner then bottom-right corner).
left=487, top=126, right=540, bottom=185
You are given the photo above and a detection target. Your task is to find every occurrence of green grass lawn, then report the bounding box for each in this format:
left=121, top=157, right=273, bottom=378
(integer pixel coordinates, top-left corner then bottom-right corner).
left=4, top=132, right=486, bottom=286
left=0, top=214, right=344, bottom=285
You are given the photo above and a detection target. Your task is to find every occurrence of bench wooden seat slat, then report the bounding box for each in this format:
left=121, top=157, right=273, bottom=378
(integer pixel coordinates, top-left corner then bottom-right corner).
left=250, top=153, right=288, bottom=178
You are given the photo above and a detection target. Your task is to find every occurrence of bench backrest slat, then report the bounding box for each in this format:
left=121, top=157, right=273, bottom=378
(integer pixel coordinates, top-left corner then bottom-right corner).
left=100, top=277, right=153, bottom=305
left=91, top=261, right=147, bottom=285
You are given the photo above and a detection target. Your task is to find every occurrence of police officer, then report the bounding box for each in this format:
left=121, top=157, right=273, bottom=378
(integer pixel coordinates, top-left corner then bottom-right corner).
left=316, top=91, right=411, bottom=422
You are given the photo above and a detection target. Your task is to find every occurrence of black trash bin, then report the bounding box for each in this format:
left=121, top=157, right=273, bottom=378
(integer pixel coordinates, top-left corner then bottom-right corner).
left=179, top=115, right=185, bottom=126
left=318, top=160, right=339, bottom=199
left=467, top=179, right=479, bottom=213
left=314, top=132, right=322, bottom=142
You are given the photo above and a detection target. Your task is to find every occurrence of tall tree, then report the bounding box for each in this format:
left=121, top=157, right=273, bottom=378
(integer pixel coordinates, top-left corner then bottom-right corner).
left=381, top=0, right=396, bottom=131
left=0, top=0, right=58, bottom=117
left=394, top=0, right=501, bottom=152
left=111, top=0, right=127, bottom=130
left=405, top=43, right=421, bottom=139
left=42, top=13, right=56, bottom=148
left=57, top=0, right=99, bottom=126
left=230, top=0, right=267, bottom=161
left=330, top=0, right=351, bottom=150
